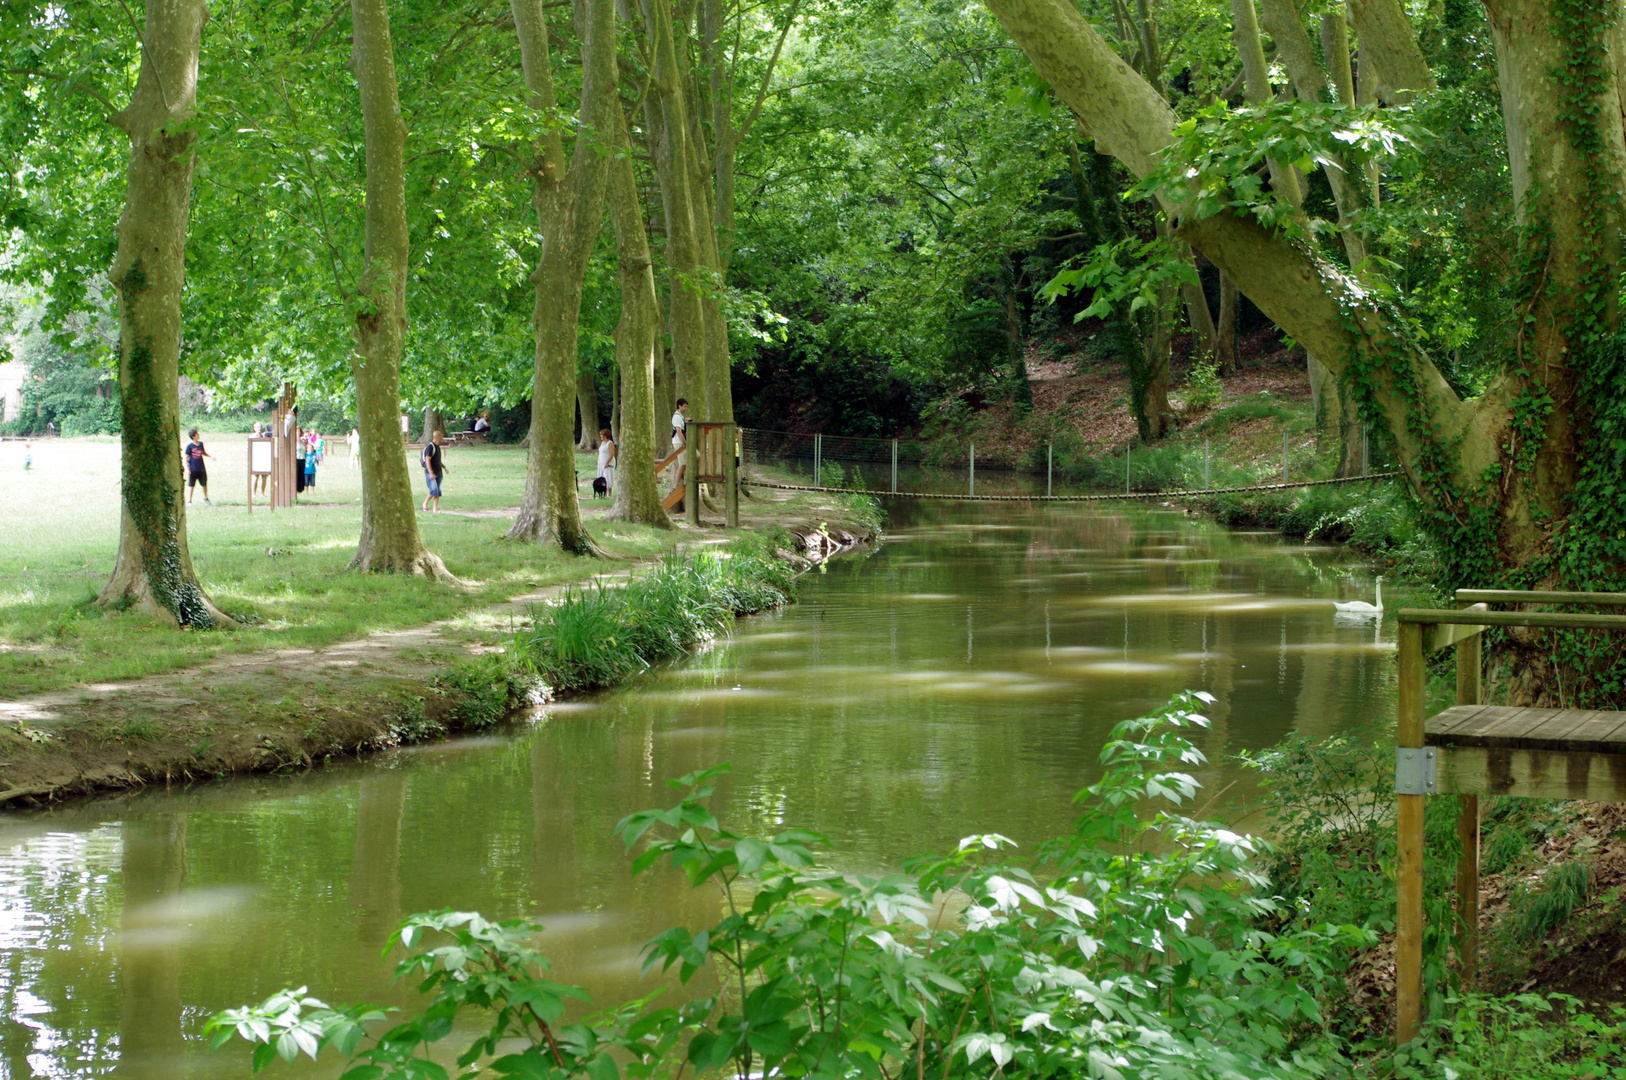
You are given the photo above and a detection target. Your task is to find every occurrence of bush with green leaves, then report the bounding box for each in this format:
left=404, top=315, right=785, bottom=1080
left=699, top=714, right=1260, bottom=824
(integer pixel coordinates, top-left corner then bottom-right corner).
left=207, top=692, right=1377, bottom=1079
left=509, top=539, right=797, bottom=695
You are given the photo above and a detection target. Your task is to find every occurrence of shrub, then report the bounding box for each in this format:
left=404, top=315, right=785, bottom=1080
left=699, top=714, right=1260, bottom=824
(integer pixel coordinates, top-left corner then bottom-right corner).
left=1183, top=360, right=1223, bottom=411
left=509, top=538, right=796, bottom=695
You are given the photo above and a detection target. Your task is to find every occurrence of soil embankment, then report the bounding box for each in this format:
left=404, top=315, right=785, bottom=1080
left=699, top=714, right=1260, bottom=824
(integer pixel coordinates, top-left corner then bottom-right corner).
left=0, top=482, right=876, bottom=808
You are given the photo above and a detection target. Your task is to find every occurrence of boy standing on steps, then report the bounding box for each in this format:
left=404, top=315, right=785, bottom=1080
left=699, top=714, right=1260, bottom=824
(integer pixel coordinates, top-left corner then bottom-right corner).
left=421, top=430, right=447, bottom=512
left=184, top=429, right=213, bottom=505
left=670, top=398, right=690, bottom=494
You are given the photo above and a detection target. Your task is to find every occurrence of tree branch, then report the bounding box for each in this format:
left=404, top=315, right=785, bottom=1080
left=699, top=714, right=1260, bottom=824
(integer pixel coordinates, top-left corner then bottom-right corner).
left=4, top=68, right=116, bottom=112
left=734, top=0, right=801, bottom=145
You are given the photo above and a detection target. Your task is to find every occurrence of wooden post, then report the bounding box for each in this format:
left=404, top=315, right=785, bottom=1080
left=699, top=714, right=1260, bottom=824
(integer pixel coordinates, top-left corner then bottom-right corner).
left=685, top=431, right=699, bottom=526
left=247, top=442, right=253, bottom=513
left=1047, top=443, right=1052, bottom=497
left=724, top=423, right=739, bottom=528
left=891, top=439, right=898, bottom=494
left=1455, top=599, right=1483, bottom=988
left=1396, top=620, right=1427, bottom=1045
left=1282, top=430, right=1289, bottom=483
left=969, top=443, right=975, bottom=497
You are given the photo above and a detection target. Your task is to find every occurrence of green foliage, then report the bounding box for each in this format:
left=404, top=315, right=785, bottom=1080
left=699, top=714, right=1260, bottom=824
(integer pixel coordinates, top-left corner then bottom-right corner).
left=1182, top=360, right=1222, bottom=411
left=1512, top=862, right=1591, bottom=944
left=210, top=692, right=1375, bottom=1079
left=1398, top=993, right=1626, bottom=1080
left=2, top=329, right=119, bottom=437
left=1041, top=236, right=1194, bottom=322
left=1137, top=99, right=1417, bottom=241
left=432, top=657, right=543, bottom=731
left=509, top=538, right=797, bottom=694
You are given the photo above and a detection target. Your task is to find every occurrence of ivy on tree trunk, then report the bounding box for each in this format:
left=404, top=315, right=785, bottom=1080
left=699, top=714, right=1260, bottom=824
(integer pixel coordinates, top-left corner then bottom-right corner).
left=98, top=0, right=230, bottom=629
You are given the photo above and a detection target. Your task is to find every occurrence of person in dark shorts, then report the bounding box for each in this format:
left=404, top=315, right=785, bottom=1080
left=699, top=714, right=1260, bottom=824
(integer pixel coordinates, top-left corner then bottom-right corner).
left=421, top=430, right=447, bottom=512
left=184, top=429, right=213, bottom=505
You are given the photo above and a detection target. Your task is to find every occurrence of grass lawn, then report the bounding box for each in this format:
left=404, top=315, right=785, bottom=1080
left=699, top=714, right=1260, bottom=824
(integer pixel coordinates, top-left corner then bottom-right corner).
left=0, top=434, right=674, bottom=697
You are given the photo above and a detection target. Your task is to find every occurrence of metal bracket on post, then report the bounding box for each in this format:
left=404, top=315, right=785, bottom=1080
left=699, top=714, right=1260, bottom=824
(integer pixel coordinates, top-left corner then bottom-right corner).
left=1395, top=747, right=1438, bottom=795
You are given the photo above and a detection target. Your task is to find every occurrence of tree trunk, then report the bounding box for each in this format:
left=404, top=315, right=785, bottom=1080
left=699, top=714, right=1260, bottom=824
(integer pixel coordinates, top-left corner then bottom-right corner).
left=347, top=0, right=453, bottom=578
left=574, top=370, right=600, bottom=450
left=98, top=0, right=229, bottom=628
left=1347, top=0, right=1435, bottom=104
left=654, top=340, right=675, bottom=458
left=1307, top=351, right=1338, bottom=449
left=421, top=406, right=442, bottom=442
left=638, top=0, right=710, bottom=417
left=982, top=0, right=1626, bottom=589
left=1215, top=270, right=1239, bottom=375
left=1232, top=0, right=1303, bottom=206
left=507, top=0, right=616, bottom=550
left=608, top=99, right=672, bottom=528
left=1180, top=265, right=1217, bottom=359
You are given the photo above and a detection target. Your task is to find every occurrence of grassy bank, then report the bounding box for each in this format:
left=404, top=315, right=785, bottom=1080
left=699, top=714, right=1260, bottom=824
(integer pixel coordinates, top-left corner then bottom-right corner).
left=0, top=437, right=680, bottom=696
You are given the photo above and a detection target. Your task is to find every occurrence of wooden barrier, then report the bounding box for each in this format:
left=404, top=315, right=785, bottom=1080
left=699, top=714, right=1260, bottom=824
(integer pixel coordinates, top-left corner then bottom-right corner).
left=1395, top=589, right=1626, bottom=1047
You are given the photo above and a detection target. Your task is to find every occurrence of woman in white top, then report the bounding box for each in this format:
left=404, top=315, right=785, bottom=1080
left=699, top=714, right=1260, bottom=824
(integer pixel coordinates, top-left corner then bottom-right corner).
left=348, top=428, right=360, bottom=469
left=596, top=428, right=617, bottom=495
left=669, top=398, right=690, bottom=491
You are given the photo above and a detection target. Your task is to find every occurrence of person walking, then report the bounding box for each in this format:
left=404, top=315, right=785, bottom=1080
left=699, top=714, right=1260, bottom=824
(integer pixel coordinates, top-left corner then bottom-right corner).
left=348, top=427, right=360, bottom=469
left=184, top=428, right=213, bottom=505
left=596, top=427, right=617, bottom=497
left=303, top=436, right=318, bottom=492
left=421, top=430, right=447, bottom=512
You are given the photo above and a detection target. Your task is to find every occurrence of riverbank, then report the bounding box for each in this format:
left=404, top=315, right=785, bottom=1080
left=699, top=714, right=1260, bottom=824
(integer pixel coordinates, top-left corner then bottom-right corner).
left=0, top=444, right=879, bottom=807
left=910, top=346, right=1438, bottom=579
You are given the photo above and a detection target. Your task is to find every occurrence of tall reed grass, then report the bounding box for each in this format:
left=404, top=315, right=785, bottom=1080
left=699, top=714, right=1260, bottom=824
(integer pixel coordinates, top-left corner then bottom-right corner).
left=509, top=535, right=797, bottom=694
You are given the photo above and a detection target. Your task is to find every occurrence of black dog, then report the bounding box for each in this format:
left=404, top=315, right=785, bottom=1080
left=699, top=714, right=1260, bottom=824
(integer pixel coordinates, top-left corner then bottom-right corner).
left=592, top=476, right=609, bottom=497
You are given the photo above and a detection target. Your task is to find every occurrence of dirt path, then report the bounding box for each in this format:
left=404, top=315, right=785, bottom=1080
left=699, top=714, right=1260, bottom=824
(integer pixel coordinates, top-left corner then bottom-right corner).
left=0, top=484, right=876, bottom=807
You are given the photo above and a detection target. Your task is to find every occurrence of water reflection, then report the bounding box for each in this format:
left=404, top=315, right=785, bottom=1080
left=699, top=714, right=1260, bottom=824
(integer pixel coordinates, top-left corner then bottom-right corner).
left=0, top=498, right=1397, bottom=1075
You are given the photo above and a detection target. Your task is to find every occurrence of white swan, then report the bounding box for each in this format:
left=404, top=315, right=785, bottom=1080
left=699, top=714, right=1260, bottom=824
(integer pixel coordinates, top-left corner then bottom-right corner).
left=1334, top=577, right=1383, bottom=615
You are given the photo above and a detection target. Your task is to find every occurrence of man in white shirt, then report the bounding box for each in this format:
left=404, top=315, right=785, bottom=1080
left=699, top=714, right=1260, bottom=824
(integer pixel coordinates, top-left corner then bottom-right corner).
left=670, top=398, right=690, bottom=495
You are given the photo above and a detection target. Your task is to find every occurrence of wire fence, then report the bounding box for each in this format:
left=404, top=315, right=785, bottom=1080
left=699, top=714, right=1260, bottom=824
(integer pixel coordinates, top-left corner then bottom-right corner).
left=739, top=426, right=1396, bottom=499
left=747, top=472, right=1402, bottom=503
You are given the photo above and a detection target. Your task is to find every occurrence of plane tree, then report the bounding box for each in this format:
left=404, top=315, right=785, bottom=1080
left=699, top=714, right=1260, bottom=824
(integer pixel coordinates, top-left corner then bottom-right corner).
left=984, top=0, right=1626, bottom=702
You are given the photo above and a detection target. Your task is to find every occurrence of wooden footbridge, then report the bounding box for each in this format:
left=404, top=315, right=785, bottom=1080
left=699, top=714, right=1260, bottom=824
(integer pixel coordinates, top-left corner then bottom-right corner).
left=1395, top=589, right=1626, bottom=1044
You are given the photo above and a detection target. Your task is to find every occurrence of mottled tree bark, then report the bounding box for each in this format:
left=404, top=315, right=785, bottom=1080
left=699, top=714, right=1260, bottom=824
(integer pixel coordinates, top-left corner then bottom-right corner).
left=1348, top=0, right=1435, bottom=104
left=1215, top=270, right=1239, bottom=375
left=347, top=0, right=452, bottom=578
left=639, top=0, right=709, bottom=416
left=608, top=100, right=672, bottom=527
left=575, top=371, right=600, bottom=450
left=507, top=0, right=616, bottom=549
left=99, top=0, right=230, bottom=627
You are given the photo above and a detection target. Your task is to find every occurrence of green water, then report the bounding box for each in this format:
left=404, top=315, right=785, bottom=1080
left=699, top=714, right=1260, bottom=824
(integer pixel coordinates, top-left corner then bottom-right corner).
left=0, top=498, right=1397, bottom=1077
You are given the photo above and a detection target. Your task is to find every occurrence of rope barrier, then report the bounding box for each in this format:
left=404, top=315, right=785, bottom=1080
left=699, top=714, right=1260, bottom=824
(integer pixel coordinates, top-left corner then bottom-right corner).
left=744, top=471, right=1401, bottom=503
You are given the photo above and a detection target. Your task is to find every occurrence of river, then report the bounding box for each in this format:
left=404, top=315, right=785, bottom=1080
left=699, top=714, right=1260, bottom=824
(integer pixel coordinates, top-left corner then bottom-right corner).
left=0, top=497, right=1396, bottom=1077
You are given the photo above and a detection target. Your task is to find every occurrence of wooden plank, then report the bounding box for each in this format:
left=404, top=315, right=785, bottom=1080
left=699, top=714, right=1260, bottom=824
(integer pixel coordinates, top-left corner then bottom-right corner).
left=661, top=486, right=685, bottom=511
left=1426, top=621, right=1488, bottom=653
left=1427, top=706, right=1626, bottom=753
left=1456, top=589, right=1626, bottom=607
left=1444, top=705, right=1544, bottom=743
left=1427, top=704, right=1490, bottom=737
left=1399, top=608, right=1626, bottom=631
left=1438, top=745, right=1626, bottom=802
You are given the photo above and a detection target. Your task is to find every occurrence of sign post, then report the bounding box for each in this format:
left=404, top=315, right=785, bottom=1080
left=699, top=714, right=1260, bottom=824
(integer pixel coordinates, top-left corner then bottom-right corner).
left=247, top=437, right=272, bottom=512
